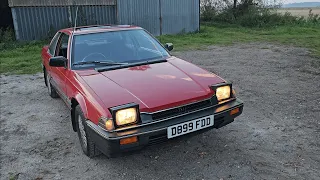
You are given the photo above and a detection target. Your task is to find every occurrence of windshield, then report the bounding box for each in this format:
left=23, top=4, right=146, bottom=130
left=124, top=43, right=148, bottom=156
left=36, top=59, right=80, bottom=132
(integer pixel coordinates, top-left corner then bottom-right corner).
left=72, top=29, right=170, bottom=68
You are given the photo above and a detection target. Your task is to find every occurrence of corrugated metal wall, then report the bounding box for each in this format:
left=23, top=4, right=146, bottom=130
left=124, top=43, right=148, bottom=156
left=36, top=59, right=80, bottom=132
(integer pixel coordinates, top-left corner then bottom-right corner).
left=117, top=0, right=161, bottom=36
left=10, top=0, right=199, bottom=40
left=12, top=7, right=69, bottom=40
left=161, top=0, right=200, bottom=35
left=117, top=0, right=199, bottom=36
left=11, top=6, right=116, bottom=40
left=69, top=6, right=116, bottom=26
left=9, top=0, right=116, bottom=7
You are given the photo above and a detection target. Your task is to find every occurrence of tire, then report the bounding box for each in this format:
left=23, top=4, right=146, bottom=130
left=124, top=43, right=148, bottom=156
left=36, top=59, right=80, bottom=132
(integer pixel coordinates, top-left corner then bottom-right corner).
left=43, top=68, right=48, bottom=87
left=75, top=105, right=101, bottom=158
left=44, top=69, right=59, bottom=98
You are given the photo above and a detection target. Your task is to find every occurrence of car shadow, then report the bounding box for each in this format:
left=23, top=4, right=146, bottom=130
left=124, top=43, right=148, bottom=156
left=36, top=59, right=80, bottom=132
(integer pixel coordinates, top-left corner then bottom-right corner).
left=90, top=125, right=250, bottom=179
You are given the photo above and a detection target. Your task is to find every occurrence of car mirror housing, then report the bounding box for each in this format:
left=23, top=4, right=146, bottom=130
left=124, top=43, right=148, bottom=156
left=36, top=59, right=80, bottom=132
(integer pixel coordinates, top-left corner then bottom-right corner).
left=165, top=43, right=173, bottom=51
left=49, top=56, right=67, bottom=67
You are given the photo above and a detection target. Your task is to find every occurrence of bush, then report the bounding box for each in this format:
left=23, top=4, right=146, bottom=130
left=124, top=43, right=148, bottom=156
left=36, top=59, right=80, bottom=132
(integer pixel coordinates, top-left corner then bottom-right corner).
left=200, top=0, right=320, bottom=27
left=0, top=27, right=15, bottom=43
left=308, top=10, right=320, bottom=23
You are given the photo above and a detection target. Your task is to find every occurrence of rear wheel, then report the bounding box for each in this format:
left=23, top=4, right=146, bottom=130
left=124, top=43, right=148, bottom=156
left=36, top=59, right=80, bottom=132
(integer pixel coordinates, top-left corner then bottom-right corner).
left=75, top=105, right=100, bottom=158
left=44, top=69, right=59, bottom=98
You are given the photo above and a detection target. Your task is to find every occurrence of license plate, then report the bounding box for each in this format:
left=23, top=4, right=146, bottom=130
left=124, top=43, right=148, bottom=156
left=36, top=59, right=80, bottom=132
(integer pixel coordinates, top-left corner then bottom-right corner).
left=167, top=115, right=214, bottom=139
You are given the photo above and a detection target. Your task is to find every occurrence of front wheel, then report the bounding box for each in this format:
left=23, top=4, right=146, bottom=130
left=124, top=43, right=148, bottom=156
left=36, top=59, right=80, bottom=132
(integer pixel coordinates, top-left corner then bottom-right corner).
left=75, top=105, right=100, bottom=158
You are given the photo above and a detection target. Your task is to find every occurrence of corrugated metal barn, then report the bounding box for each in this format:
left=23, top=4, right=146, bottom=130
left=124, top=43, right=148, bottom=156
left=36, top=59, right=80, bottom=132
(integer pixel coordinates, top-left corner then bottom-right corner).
left=8, top=0, right=200, bottom=40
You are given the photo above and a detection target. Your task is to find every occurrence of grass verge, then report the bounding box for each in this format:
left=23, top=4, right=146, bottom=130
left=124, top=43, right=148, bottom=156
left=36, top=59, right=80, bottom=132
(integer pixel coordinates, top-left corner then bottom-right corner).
left=159, top=24, right=320, bottom=56
left=0, top=41, right=47, bottom=74
left=0, top=24, right=319, bottom=74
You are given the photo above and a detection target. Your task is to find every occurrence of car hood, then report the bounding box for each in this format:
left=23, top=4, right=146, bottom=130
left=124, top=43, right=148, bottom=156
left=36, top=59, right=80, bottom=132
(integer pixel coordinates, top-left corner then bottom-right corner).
left=77, top=57, right=225, bottom=112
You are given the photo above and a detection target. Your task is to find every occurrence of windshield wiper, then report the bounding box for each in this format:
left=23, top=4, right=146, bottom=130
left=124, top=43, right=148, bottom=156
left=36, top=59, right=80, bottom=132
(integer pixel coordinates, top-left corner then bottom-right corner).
left=73, top=61, right=128, bottom=66
left=95, top=58, right=168, bottom=72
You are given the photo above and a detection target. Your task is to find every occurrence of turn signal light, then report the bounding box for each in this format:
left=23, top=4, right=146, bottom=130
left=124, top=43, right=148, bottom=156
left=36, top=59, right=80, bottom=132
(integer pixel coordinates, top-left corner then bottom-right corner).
left=232, top=89, right=236, bottom=97
left=105, top=120, right=114, bottom=131
left=120, top=136, right=138, bottom=145
left=230, top=108, right=240, bottom=115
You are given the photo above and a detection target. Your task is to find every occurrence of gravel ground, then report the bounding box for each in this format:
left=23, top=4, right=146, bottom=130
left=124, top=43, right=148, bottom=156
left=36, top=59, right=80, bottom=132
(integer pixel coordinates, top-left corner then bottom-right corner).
left=1, top=43, right=320, bottom=180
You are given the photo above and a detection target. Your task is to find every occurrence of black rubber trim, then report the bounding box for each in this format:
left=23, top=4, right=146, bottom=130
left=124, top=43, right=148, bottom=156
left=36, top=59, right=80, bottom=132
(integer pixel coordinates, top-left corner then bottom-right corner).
left=110, top=97, right=236, bottom=133
left=86, top=99, right=243, bottom=157
left=86, top=99, right=243, bottom=140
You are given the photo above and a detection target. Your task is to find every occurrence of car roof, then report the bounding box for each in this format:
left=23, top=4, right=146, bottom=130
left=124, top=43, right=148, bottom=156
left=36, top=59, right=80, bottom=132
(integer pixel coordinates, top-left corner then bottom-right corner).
left=60, top=25, right=143, bottom=35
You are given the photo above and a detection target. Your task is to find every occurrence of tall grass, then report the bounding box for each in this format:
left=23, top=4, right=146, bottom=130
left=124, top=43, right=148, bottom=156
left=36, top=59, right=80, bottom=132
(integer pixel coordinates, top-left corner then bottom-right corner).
left=0, top=27, right=15, bottom=49
left=200, top=0, right=320, bottom=27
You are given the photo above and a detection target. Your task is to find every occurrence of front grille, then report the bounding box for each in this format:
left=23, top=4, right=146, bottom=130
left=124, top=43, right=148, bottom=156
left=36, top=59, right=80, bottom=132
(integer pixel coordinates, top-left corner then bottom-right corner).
left=148, top=134, right=168, bottom=146
left=151, top=99, right=212, bottom=120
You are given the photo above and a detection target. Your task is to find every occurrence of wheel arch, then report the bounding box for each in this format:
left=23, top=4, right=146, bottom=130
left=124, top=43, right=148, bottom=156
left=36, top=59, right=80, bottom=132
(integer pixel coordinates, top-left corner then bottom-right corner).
left=71, top=94, right=88, bottom=132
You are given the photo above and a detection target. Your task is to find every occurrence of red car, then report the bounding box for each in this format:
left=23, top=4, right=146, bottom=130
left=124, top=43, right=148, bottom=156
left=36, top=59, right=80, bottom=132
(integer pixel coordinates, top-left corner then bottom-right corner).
left=42, top=25, right=243, bottom=157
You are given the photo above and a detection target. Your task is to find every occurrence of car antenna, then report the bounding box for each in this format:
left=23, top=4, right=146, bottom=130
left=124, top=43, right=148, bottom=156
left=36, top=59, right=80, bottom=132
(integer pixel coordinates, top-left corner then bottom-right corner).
left=73, top=6, right=79, bottom=34
left=69, top=5, right=79, bottom=63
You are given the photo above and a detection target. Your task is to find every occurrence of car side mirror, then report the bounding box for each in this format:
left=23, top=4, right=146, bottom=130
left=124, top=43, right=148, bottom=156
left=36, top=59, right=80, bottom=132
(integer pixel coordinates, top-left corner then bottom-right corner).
left=49, top=56, right=67, bottom=67
left=165, top=43, right=173, bottom=51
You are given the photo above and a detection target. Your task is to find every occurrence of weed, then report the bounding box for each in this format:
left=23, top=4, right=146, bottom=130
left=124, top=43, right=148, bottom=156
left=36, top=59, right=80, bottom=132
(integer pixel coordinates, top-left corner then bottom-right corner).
left=0, top=27, right=15, bottom=43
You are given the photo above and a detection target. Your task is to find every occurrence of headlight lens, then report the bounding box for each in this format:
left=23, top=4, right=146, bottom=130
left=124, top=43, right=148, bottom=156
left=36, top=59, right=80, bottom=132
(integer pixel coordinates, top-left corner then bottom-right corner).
left=216, top=85, right=231, bottom=101
left=115, top=108, right=137, bottom=126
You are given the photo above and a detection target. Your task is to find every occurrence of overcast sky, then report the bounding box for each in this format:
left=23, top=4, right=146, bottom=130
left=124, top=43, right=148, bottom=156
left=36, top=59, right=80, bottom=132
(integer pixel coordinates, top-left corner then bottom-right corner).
left=263, top=0, right=319, bottom=5
left=282, top=0, right=320, bottom=3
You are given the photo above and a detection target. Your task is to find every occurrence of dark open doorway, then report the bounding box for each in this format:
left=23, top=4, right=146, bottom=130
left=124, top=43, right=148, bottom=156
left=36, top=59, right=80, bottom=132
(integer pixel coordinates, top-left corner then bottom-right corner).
left=0, top=0, right=13, bottom=28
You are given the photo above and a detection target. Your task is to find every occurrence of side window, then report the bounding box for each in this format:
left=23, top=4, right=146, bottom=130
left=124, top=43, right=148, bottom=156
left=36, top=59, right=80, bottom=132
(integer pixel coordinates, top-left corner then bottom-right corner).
left=55, top=33, right=69, bottom=59
left=48, top=33, right=60, bottom=56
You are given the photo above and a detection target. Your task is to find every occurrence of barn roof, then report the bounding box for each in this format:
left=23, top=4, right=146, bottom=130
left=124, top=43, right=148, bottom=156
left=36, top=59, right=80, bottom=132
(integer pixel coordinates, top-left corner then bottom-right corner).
left=8, top=0, right=116, bottom=7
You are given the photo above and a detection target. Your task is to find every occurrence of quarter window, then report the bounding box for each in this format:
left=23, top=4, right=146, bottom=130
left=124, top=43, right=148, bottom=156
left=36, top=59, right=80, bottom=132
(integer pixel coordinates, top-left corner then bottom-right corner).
left=55, top=33, right=69, bottom=58
left=48, top=33, right=60, bottom=55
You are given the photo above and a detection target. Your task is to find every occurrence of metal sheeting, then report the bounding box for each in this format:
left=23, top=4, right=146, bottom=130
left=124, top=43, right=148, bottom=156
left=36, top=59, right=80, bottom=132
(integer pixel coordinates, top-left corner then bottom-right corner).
left=11, top=0, right=200, bottom=40
left=161, top=0, right=200, bottom=35
left=12, top=6, right=116, bottom=40
left=9, top=0, right=116, bottom=7
left=117, top=0, right=161, bottom=36
left=69, top=6, right=116, bottom=26
left=117, top=0, right=199, bottom=36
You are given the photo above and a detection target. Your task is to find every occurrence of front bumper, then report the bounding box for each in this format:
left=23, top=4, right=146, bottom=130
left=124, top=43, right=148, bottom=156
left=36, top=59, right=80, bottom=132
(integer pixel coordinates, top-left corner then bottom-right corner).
left=86, top=99, right=243, bottom=157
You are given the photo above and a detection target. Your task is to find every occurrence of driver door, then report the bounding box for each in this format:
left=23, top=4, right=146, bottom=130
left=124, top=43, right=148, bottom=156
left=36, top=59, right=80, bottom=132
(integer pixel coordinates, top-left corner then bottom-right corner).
left=50, top=33, right=70, bottom=102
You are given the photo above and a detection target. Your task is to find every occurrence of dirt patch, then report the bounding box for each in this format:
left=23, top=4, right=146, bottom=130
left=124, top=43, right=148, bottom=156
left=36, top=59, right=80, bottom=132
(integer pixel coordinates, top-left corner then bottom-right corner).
left=1, top=43, right=319, bottom=180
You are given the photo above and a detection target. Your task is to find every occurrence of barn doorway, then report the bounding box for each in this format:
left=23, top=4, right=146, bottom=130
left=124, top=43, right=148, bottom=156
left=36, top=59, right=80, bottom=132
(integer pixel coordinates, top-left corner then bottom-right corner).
left=0, top=0, right=13, bottom=29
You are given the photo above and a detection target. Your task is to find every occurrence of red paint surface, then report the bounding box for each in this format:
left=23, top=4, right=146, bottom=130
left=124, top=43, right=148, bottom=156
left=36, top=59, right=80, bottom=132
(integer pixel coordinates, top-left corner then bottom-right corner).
left=42, top=26, right=226, bottom=124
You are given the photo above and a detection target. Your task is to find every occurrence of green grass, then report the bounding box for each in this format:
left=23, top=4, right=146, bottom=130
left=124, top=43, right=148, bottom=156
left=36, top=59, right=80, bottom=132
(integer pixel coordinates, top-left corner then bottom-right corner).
left=0, top=41, right=47, bottom=74
left=1, top=24, right=319, bottom=74
left=159, top=24, right=320, bottom=56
